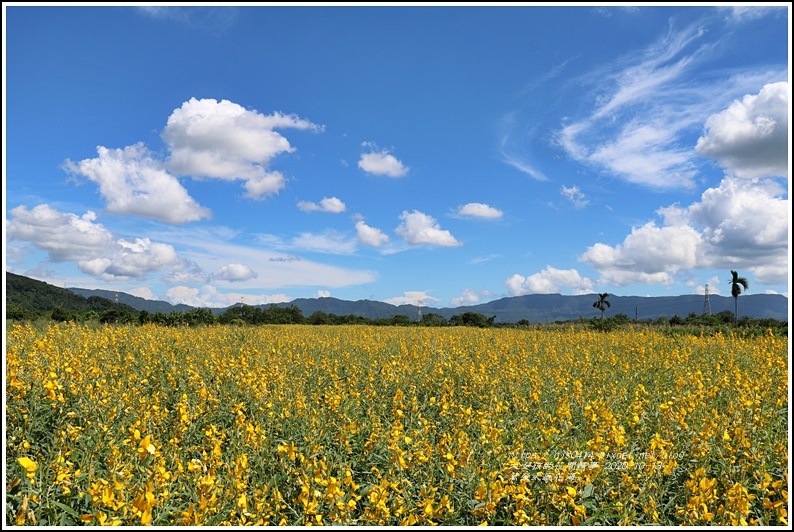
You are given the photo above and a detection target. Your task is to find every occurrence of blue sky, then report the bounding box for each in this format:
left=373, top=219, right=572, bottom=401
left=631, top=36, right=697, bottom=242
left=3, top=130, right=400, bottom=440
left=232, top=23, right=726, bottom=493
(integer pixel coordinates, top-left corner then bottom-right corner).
left=3, top=4, right=791, bottom=309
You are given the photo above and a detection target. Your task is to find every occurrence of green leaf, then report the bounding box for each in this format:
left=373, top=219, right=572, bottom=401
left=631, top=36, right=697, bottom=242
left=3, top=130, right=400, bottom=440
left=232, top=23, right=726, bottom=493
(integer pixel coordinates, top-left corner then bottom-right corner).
left=50, top=501, right=79, bottom=518
left=582, top=482, right=594, bottom=499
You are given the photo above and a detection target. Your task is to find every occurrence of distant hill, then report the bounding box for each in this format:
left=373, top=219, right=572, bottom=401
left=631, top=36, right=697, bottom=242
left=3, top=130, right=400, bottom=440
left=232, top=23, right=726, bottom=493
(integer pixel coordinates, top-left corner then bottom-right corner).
left=68, top=287, right=194, bottom=314
left=271, top=293, right=788, bottom=323
left=5, top=272, right=136, bottom=313
left=271, top=297, right=421, bottom=321
left=426, top=293, right=789, bottom=323
left=6, top=272, right=788, bottom=323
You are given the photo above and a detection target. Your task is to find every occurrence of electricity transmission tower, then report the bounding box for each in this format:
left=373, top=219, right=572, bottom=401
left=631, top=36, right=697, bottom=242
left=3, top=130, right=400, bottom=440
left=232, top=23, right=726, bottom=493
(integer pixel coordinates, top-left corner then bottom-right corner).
left=703, top=284, right=712, bottom=315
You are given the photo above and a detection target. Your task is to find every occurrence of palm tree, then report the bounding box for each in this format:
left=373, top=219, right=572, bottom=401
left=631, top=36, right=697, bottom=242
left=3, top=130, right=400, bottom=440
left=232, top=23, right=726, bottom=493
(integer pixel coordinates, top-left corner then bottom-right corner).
left=728, top=270, right=749, bottom=321
left=592, top=292, right=611, bottom=320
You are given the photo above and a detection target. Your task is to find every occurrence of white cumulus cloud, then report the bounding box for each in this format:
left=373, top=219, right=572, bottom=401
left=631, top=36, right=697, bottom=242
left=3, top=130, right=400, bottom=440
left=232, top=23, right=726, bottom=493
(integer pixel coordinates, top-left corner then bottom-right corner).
left=297, top=196, right=346, bottom=213
left=162, top=259, right=207, bottom=284
left=165, top=285, right=291, bottom=308
left=210, top=263, right=258, bottom=282
left=395, top=210, right=461, bottom=247
left=129, top=287, right=155, bottom=300
left=385, top=291, right=438, bottom=306
left=579, top=175, right=788, bottom=288
left=163, top=97, right=323, bottom=199
left=358, top=149, right=409, bottom=177
left=450, top=288, right=493, bottom=307
left=506, top=266, right=595, bottom=296
left=355, top=220, right=390, bottom=247
left=455, top=203, right=503, bottom=219
left=7, top=205, right=114, bottom=263
left=64, top=143, right=211, bottom=224
left=106, top=238, right=179, bottom=278
left=695, top=82, right=789, bottom=179
left=693, top=276, right=723, bottom=297
left=7, top=204, right=180, bottom=279
left=579, top=223, right=701, bottom=287
left=657, top=177, right=789, bottom=283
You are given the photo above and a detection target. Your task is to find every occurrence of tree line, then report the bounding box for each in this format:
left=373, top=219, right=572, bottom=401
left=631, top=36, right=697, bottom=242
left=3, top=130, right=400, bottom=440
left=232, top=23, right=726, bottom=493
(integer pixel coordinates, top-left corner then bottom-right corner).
left=6, top=303, right=787, bottom=336
left=5, top=303, right=499, bottom=328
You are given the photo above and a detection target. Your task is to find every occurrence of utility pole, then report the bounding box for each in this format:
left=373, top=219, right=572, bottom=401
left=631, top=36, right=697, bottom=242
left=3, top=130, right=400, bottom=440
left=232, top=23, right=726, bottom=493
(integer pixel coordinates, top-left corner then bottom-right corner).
left=703, top=284, right=712, bottom=315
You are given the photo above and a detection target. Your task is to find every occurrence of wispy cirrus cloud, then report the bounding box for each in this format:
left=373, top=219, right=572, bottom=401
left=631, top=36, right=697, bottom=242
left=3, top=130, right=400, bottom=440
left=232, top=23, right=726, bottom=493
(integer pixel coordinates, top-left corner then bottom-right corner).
left=722, top=6, right=786, bottom=23
left=551, top=16, right=787, bottom=190
left=497, top=113, right=550, bottom=181
left=136, top=6, right=238, bottom=34
left=147, top=227, right=376, bottom=290
left=290, top=231, right=358, bottom=255
left=560, top=185, right=589, bottom=208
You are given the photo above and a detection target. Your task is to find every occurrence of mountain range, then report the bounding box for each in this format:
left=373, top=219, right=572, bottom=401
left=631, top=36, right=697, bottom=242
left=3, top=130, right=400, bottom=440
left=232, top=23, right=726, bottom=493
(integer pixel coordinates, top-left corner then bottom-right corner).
left=68, top=281, right=789, bottom=323
left=68, top=286, right=194, bottom=314
left=5, top=272, right=788, bottom=323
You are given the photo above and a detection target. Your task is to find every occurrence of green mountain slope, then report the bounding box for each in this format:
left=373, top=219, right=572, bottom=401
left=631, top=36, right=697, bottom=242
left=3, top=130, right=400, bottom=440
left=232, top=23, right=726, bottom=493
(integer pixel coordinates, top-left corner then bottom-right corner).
left=5, top=272, right=135, bottom=313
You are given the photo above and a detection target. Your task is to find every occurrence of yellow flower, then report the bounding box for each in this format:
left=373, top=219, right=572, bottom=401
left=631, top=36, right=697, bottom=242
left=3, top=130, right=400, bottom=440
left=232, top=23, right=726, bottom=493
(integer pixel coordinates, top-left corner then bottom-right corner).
left=137, top=434, right=156, bottom=459
left=18, top=456, right=37, bottom=474
left=18, top=456, right=37, bottom=484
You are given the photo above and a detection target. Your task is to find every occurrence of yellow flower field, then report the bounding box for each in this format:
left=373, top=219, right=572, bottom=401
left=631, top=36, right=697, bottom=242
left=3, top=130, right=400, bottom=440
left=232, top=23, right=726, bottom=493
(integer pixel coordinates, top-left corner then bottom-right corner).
left=5, top=323, right=789, bottom=525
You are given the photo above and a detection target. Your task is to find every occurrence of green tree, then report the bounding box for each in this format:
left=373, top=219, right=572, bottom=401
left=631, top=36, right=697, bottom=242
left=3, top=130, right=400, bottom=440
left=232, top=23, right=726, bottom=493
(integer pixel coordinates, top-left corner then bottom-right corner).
left=450, top=311, right=490, bottom=327
left=592, top=292, right=611, bottom=319
left=307, top=310, right=331, bottom=325
left=390, top=315, right=413, bottom=326
left=219, top=305, right=260, bottom=325
left=184, top=308, right=216, bottom=326
left=728, top=270, right=749, bottom=321
left=51, top=307, right=75, bottom=322
left=420, top=313, right=448, bottom=326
